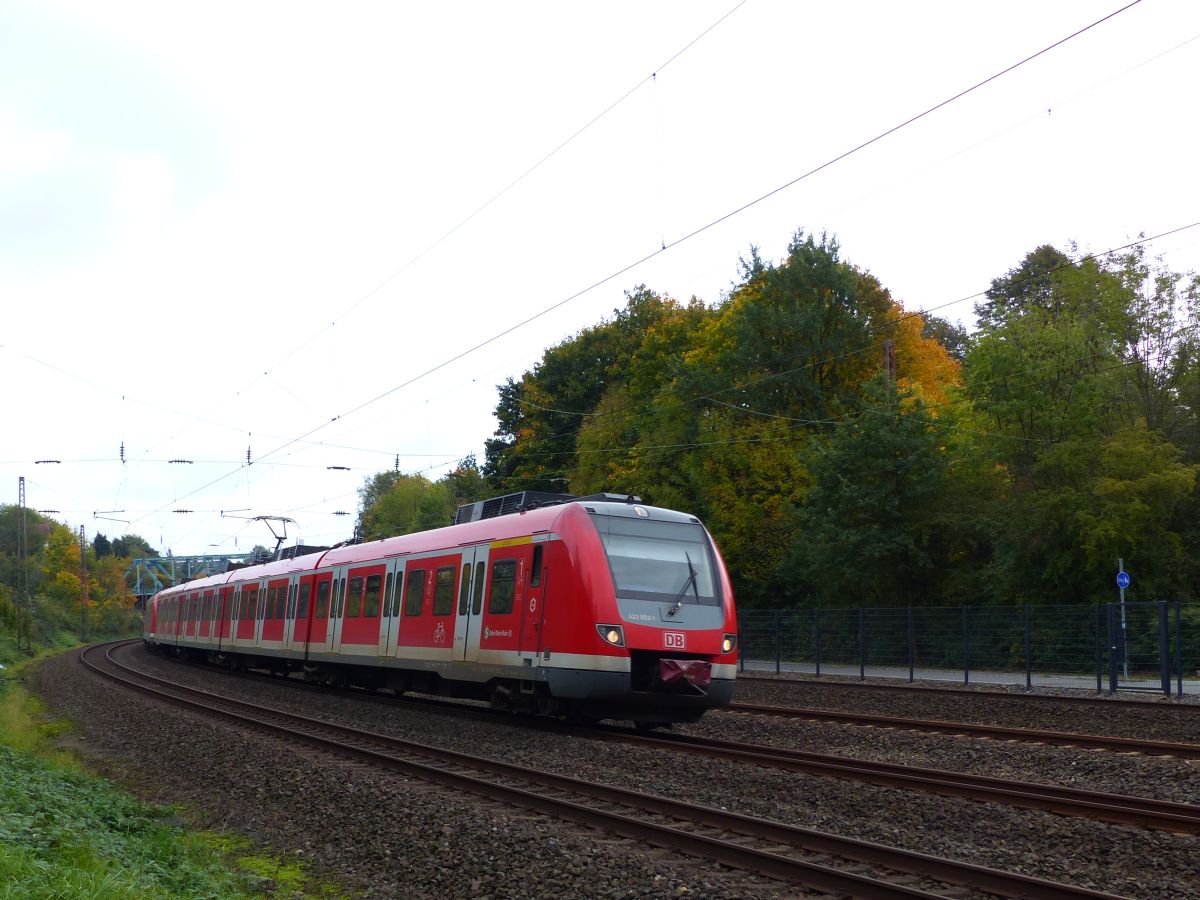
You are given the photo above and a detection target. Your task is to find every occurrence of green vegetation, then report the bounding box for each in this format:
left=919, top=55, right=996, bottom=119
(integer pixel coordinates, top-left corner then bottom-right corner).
left=0, top=658, right=342, bottom=899
left=362, top=229, right=1200, bottom=611
left=0, top=508, right=147, bottom=660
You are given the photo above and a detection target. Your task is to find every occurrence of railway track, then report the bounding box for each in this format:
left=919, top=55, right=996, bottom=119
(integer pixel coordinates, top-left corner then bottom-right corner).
left=86, top=641, right=1123, bottom=899
left=736, top=674, right=1200, bottom=712
left=725, top=700, right=1200, bottom=759
left=586, top=727, right=1200, bottom=835
left=136, top=643, right=1200, bottom=834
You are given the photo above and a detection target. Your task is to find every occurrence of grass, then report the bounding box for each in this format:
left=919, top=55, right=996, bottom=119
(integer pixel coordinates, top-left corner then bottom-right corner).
left=0, top=648, right=345, bottom=899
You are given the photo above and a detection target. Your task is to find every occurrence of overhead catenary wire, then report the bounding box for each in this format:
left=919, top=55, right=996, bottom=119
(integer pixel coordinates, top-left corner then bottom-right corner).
left=502, top=222, right=1200, bottom=449
left=18, top=219, right=1193, bottom=551
left=5, top=7, right=1186, bottom=482
left=221, top=0, right=1148, bottom=491
left=233, top=0, right=751, bottom=398
left=17, top=0, right=1157, bottom=550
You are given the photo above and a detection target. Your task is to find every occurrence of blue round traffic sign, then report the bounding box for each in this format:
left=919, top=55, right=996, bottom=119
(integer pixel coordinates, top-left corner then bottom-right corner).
left=1116, top=571, right=1131, bottom=589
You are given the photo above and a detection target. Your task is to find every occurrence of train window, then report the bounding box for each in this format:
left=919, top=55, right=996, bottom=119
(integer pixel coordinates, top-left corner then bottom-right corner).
left=383, top=573, right=393, bottom=616
left=433, top=567, right=455, bottom=616
left=530, top=545, right=543, bottom=587
left=458, top=564, right=471, bottom=615
left=390, top=571, right=404, bottom=616
left=472, top=562, right=485, bottom=616
left=332, top=579, right=342, bottom=618
left=298, top=583, right=311, bottom=620
left=224, top=592, right=233, bottom=621
left=488, top=560, right=516, bottom=615
left=287, top=584, right=296, bottom=619
left=404, top=569, right=425, bottom=616
left=346, top=577, right=363, bottom=618
left=275, top=586, right=285, bottom=619
left=364, top=574, right=381, bottom=618
left=315, top=580, right=330, bottom=619
left=590, top=515, right=720, bottom=606
left=265, top=587, right=277, bottom=620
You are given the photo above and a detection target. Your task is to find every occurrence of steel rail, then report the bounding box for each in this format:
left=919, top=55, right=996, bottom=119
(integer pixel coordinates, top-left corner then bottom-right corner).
left=85, top=641, right=1122, bottom=899
left=726, top=701, right=1200, bottom=759
left=135, top=642, right=1200, bottom=832
left=585, top=727, right=1200, bottom=835
left=737, top=673, right=1200, bottom=712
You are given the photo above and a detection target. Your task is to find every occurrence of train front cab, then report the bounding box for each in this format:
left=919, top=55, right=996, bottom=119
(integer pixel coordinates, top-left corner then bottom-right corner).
left=545, top=502, right=738, bottom=725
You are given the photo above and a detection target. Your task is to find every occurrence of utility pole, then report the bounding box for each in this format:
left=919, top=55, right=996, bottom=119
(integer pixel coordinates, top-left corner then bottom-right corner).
left=882, top=339, right=897, bottom=381
left=17, top=477, right=29, bottom=653
left=79, top=525, right=89, bottom=642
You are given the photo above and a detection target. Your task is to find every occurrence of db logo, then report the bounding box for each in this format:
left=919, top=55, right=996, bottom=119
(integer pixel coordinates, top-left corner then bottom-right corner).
left=664, top=631, right=686, bottom=650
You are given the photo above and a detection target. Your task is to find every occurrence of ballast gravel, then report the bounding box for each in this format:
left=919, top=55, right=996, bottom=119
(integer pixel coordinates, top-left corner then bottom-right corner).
left=33, top=649, right=797, bottom=899
left=33, top=646, right=1200, bottom=899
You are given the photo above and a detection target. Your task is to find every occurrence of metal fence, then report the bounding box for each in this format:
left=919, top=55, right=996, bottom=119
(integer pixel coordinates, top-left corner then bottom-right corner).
left=738, top=601, right=1198, bottom=696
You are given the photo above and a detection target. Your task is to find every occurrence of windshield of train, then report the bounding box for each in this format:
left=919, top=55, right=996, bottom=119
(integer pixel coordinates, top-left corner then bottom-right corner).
left=591, top=515, right=720, bottom=606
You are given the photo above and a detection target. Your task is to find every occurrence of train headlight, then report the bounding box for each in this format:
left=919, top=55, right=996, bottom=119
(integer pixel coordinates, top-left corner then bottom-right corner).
left=597, top=624, right=625, bottom=647
left=722, top=634, right=737, bottom=654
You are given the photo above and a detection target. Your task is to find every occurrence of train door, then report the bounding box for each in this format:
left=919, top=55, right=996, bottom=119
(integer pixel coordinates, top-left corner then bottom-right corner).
left=202, top=590, right=215, bottom=642
left=326, top=568, right=348, bottom=654
left=339, top=563, right=386, bottom=651
left=282, top=577, right=299, bottom=650
left=261, top=579, right=288, bottom=645
left=234, top=584, right=259, bottom=645
left=253, top=579, right=267, bottom=646
left=217, top=586, right=234, bottom=646
left=378, top=558, right=405, bottom=656
left=284, top=576, right=306, bottom=652
left=229, top=588, right=240, bottom=646
left=518, top=540, right=547, bottom=658
left=198, top=591, right=208, bottom=643
left=185, top=593, right=198, bottom=638
left=453, top=545, right=489, bottom=662
left=307, top=572, right=333, bottom=651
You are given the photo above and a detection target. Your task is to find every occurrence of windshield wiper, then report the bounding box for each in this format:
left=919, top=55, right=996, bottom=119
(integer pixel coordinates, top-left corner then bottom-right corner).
left=666, top=552, right=698, bottom=617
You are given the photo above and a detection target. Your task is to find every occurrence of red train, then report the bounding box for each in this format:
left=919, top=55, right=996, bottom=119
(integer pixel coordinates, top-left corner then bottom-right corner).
left=144, top=495, right=738, bottom=725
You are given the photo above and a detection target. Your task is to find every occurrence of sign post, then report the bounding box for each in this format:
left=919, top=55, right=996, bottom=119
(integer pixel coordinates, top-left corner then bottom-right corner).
left=1116, top=560, right=1131, bottom=680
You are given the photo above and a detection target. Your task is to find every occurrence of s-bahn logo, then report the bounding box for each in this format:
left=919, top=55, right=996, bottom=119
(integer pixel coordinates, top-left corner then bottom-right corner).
left=664, top=631, right=686, bottom=650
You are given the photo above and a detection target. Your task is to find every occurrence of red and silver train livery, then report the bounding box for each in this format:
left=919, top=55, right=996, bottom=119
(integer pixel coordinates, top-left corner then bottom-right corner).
left=144, top=495, right=738, bottom=725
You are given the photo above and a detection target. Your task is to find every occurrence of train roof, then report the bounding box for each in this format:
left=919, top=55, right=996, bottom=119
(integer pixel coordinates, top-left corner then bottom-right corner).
left=151, top=499, right=703, bottom=600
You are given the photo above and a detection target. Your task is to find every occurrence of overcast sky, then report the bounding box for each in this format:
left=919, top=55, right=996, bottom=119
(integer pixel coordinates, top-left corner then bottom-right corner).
left=2, top=0, right=1197, bottom=558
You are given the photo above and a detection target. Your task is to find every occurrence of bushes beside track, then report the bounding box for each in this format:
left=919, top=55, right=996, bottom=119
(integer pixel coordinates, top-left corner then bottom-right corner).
left=0, top=655, right=334, bottom=899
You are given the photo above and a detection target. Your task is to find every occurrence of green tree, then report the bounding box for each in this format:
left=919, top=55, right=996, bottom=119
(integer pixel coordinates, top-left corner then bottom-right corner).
left=442, top=454, right=490, bottom=507
left=358, top=473, right=453, bottom=541
left=484, top=287, right=702, bottom=491
left=789, top=377, right=952, bottom=606
left=966, top=243, right=1200, bottom=605
left=111, top=535, right=157, bottom=559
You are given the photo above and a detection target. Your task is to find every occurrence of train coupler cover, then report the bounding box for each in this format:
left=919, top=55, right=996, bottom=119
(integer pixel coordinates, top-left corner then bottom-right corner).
left=657, top=658, right=712, bottom=689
